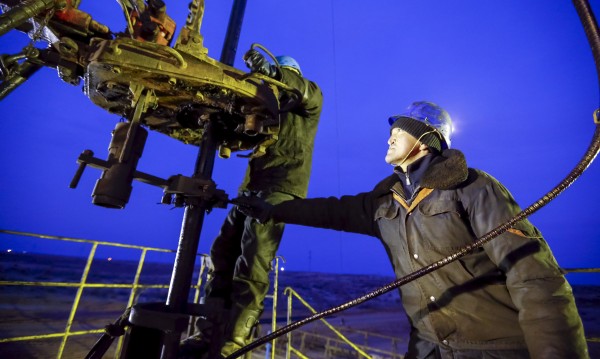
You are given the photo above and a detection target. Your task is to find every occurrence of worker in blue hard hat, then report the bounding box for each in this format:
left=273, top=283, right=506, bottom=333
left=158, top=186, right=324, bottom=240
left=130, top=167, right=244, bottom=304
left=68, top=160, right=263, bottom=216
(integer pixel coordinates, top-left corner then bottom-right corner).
left=233, top=101, right=588, bottom=358
left=179, top=49, right=323, bottom=358
left=274, top=55, right=302, bottom=75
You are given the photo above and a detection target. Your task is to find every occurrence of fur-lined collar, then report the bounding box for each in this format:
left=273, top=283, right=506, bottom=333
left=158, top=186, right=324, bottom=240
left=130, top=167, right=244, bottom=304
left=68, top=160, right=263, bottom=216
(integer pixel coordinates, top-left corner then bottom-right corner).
left=420, top=149, right=469, bottom=189
left=373, top=149, right=469, bottom=193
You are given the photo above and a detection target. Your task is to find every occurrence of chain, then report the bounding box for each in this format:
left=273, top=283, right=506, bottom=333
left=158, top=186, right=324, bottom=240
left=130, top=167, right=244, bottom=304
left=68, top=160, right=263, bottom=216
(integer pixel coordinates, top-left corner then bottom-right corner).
left=23, top=7, right=56, bottom=58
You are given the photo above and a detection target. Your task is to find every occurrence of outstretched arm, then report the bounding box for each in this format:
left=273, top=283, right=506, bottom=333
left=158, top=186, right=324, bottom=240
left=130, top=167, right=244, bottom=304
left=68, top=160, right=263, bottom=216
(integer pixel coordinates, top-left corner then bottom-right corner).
left=233, top=193, right=380, bottom=237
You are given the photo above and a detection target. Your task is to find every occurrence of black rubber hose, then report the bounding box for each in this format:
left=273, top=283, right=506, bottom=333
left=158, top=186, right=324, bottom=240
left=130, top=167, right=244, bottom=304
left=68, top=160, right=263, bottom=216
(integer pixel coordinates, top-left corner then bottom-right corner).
left=574, top=0, right=600, bottom=85
left=227, top=0, right=600, bottom=357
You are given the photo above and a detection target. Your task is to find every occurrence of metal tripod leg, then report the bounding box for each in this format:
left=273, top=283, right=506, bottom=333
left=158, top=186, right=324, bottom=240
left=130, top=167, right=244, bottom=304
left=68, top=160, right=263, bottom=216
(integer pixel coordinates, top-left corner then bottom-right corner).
left=84, top=308, right=131, bottom=359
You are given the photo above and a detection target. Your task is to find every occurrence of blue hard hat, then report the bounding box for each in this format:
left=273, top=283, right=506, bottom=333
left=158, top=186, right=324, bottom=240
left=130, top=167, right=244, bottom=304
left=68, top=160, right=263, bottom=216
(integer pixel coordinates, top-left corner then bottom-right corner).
left=388, top=101, right=453, bottom=150
left=275, top=55, right=302, bottom=75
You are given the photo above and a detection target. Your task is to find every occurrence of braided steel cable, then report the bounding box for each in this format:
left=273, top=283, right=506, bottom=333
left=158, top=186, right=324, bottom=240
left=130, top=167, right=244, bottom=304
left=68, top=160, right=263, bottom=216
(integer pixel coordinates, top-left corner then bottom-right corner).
left=227, top=0, right=600, bottom=357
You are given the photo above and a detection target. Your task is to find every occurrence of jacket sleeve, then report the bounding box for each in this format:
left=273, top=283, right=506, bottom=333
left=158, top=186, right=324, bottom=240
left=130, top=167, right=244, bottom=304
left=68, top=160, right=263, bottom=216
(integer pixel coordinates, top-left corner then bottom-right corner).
left=465, top=173, right=588, bottom=358
left=270, top=192, right=381, bottom=238
left=278, top=68, right=323, bottom=118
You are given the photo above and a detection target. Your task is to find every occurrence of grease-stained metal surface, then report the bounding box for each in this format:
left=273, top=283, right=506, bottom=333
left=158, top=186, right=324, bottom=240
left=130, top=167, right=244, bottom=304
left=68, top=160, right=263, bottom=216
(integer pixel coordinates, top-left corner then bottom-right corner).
left=0, top=0, right=286, bottom=154
left=83, top=35, right=281, bottom=149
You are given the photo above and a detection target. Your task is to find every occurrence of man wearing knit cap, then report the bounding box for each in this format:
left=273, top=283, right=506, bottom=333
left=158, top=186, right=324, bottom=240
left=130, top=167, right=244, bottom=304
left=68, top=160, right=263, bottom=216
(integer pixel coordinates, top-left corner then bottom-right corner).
left=234, top=101, right=589, bottom=358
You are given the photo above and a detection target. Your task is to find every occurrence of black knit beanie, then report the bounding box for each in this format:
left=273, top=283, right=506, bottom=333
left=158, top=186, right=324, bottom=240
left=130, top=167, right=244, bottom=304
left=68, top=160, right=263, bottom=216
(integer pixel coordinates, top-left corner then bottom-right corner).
left=390, top=117, right=442, bottom=152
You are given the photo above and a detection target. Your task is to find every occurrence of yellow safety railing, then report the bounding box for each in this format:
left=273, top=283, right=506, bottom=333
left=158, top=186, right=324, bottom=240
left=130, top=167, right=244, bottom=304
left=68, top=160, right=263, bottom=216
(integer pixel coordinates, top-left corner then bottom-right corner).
left=269, top=256, right=284, bottom=359
left=2, top=229, right=598, bottom=358
left=0, top=229, right=282, bottom=358
left=287, top=330, right=404, bottom=359
left=1, top=229, right=191, bottom=358
left=283, top=287, right=375, bottom=359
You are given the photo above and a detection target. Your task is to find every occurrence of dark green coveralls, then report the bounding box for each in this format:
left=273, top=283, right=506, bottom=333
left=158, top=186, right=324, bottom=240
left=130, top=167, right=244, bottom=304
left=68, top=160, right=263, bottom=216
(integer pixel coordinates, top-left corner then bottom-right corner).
left=205, top=66, right=323, bottom=354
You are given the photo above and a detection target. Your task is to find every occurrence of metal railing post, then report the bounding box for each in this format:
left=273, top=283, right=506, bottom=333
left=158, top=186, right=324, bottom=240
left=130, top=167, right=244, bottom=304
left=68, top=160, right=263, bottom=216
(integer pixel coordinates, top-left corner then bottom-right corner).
left=57, top=243, right=98, bottom=358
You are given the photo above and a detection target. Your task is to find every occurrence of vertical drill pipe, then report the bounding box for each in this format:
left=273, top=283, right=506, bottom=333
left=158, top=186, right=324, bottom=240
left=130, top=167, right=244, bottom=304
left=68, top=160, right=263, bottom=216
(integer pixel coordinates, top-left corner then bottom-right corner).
left=0, top=0, right=56, bottom=36
left=220, top=0, right=247, bottom=66
left=160, top=1, right=248, bottom=358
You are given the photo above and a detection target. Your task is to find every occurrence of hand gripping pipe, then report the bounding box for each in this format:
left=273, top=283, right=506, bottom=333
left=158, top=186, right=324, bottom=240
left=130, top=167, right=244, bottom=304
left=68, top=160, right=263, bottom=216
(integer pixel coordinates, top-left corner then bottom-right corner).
left=226, top=0, right=600, bottom=357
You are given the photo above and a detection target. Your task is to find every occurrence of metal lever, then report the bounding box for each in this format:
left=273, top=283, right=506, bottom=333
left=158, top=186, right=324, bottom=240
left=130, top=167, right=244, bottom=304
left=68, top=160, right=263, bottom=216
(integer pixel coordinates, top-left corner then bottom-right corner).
left=69, top=149, right=93, bottom=188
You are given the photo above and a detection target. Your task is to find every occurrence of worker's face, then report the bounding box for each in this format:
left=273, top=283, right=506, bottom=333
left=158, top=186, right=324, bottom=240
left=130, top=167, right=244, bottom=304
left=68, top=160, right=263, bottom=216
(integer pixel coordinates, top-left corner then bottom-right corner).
left=385, top=128, right=421, bottom=166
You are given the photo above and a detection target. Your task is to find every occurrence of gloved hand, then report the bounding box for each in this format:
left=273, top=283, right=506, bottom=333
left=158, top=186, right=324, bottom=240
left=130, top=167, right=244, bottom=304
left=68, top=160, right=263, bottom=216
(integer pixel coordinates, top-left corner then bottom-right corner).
left=231, top=195, right=274, bottom=224
left=243, top=49, right=279, bottom=78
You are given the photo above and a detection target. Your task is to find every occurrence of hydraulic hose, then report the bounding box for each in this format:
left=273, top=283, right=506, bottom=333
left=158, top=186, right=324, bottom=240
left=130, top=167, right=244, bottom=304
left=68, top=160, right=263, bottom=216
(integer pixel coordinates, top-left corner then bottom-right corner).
left=227, top=0, right=600, bottom=357
left=250, top=43, right=280, bottom=68
left=575, top=0, right=600, bottom=86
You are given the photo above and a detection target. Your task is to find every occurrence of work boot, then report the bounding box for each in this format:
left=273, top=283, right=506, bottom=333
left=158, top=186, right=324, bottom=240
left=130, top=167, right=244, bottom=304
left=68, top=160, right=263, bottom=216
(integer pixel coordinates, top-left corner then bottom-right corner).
left=178, top=318, right=212, bottom=359
left=179, top=298, right=228, bottom=359
left=219, top=308, right=261, bottom=358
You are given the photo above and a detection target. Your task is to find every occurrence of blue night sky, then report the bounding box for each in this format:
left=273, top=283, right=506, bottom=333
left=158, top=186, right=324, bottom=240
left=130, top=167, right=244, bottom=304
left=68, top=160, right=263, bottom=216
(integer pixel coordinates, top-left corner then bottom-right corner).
left=1, top=1, right=599, bottom=284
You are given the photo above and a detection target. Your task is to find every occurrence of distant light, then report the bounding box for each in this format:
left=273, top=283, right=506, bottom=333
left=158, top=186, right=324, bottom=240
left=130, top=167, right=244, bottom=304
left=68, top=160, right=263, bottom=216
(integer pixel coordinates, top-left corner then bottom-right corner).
left=280, top=267, right=285, bottom=271
left=6, top=249, right=12, bottom=253
left=107, top=257, right=113, bottom=261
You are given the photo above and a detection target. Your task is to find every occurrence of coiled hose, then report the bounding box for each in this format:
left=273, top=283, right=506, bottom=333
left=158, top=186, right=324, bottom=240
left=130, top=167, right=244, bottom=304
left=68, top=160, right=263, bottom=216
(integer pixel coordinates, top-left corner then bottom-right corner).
left=227, top=0, right=600, bottom=357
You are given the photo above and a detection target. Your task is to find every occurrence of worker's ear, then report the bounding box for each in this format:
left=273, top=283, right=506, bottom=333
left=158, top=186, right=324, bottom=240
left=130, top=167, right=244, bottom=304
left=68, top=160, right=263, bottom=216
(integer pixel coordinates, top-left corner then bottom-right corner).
left=419, top=142, right=429, bottom=151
